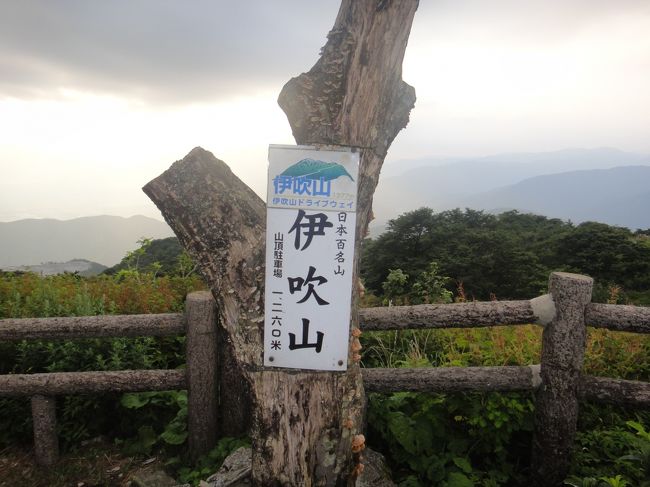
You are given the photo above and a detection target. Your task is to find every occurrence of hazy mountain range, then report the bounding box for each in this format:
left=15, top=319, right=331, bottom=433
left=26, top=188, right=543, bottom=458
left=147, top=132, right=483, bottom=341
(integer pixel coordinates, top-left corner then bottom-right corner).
left=5, top=259, right=108, bottom=276
left=2, top=148, right=649, bottom=270
left=0, top=215, right=173, bottom=268
left=373, top=148, right=650, bottom=232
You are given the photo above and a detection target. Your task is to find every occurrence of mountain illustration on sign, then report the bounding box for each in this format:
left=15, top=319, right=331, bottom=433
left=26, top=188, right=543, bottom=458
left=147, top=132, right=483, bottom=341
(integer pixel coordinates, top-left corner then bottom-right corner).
left=281, top=158, right=354, bottom=182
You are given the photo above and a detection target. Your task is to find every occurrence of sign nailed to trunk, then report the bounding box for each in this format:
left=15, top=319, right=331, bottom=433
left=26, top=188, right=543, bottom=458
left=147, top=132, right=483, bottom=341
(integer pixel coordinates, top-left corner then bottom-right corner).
left=264, top=145, right=359, bottom=371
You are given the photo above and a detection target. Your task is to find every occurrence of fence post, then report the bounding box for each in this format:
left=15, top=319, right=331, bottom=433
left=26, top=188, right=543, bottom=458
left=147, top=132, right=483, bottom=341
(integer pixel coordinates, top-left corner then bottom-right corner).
left=185, top=291, right=219, bottom=461
left=531, top=272, right=593, bottom=486
left=31, top=395, right=59, bottom=466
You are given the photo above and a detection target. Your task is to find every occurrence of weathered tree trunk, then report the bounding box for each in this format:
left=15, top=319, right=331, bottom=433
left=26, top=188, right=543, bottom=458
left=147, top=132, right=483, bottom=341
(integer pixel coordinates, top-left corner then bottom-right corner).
left=144, top=1, right=418, bottom=484
left=279, top=0, right=418, bottom=238
left=216, top=320, right=252, bottom=438
left=143, top=148, right=263, bottom=450
left=530, top=272, right=593, bottom=487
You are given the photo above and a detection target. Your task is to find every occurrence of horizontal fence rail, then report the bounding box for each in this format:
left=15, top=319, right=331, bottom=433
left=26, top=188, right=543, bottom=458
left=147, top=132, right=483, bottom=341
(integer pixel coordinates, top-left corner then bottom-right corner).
left=359, top=298, right=650, bottom=334
left=586, top=303, right=650, bottom=333
left=0, top=313, right=185, bottom=341
left=362, top=366, right=650, bottom=407
left=359, top=299, right=539, bottom=330
left=4, top=367, right=647, bottom=405
left=0, top=370, right=187, bottom=396
left=3, top=298, right=647, bottom=343
left=579, top=375, right=650, bottom=406
left=362, top=365, right=540, bottom=393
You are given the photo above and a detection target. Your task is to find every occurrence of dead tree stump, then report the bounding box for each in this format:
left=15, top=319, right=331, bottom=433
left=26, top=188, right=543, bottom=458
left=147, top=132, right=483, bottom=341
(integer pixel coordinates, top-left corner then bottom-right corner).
left=144, top=1, right=418, bottom=484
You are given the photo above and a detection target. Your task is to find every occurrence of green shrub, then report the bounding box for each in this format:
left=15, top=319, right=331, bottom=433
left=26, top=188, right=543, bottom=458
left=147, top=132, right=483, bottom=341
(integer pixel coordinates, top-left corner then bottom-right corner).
left=368, top=391, right=534, bottom=486
left=0, top=271, right=204, bottom=450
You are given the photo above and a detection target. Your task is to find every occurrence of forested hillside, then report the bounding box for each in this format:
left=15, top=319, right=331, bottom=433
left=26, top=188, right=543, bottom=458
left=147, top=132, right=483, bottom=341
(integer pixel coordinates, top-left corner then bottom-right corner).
left=93, top=210, right=650, bottom=305
left=103, top=237, right=193, bottom=277
left=362, top=208, right=650, bottom=305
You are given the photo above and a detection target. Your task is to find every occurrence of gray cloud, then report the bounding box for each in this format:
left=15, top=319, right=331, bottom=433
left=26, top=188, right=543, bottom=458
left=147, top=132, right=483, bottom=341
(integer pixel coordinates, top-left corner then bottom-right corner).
left=414, top=0, right=650, bottom=46
left=3, top=0, right=649, bottom=105
left=0, top=0, right=340, bottom=104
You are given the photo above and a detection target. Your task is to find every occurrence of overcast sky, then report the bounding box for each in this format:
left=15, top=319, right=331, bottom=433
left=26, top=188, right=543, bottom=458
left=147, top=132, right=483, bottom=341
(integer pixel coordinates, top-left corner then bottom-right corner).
left=1, top=0, right=649, bottom=221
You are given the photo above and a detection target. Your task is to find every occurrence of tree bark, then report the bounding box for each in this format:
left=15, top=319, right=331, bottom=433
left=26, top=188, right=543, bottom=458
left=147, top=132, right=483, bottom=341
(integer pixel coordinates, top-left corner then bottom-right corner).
left=275, top=1, right=418, bottom=481
left=144, top=1, right=418, bottom=484
left=279, top=0, right=418, bottom=238
left=530, top=272, right=593, bottom=487
left=144, top=148, right=363, bottom=485
left=143, top=147, right=260, bottom=446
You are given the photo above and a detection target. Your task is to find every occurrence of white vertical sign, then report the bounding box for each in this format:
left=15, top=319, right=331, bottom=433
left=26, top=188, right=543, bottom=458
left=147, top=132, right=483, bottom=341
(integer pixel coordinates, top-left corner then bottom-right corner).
left=264, top=145, right=359, bottom=371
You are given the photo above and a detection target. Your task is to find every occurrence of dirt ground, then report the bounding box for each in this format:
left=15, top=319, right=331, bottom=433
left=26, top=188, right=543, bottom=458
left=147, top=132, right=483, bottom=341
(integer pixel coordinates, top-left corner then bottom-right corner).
left=0, top=441, right=168, bottom=487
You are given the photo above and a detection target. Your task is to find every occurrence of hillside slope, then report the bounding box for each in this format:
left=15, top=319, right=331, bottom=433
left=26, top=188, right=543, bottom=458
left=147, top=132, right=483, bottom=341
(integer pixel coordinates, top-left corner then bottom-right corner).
left=373, top=148, right=650, bottom=224
left=0, top=215, right=174, bottom=268
left=465, top=166, right=650, bottom=229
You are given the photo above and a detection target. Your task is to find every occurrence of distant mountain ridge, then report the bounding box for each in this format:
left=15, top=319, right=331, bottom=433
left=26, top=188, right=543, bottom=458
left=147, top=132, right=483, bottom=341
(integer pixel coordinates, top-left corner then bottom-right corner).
left=372, top=148, right=650, bottom=231
left=465, top=166, right=650, bottom=230
left=380, top=147, right=650, bottom=178
left=3, top=150, right=650, bottom=267
left=5, top=259, right=107, bottom=277
left=0, top=215, right=174, bottom=268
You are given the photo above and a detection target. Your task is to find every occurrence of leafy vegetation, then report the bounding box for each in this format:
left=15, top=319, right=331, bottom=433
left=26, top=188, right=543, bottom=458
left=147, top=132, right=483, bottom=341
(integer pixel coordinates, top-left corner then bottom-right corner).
left=103, top=236, right=197, bottom=278
left=0, top=241, right=210, bottom=484
left=363, top=328, right=649, bottom=486
left=362, top=209, right=650, bottom=304
left=1, top=212, right=649, bottom=485
left=174, top=437, right=250, bottom=485
left=361, top=323, right=648, bottom=485
left=360, top=234, right=649, bottom=486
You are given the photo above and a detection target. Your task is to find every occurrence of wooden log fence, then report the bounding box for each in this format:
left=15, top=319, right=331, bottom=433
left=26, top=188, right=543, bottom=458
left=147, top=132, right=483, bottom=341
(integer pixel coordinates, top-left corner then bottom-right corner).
left=0, top=370, right=187, bottom=396
left=0, top=313, right=184, bottom=341
left=362, top=365, right=542, bottom=393
left=0, top=291, right=217, bottom=465
left=1, top=272, right=648, bottom=484
left=358, top=294, right=649, bottom=334
left=31, top=395, right=58, bottom=467
left=361, top=271, right=649, bottom=487
left=359, top=297, right=545, bottom=330
left=362, top=366, right=649, bottom=407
